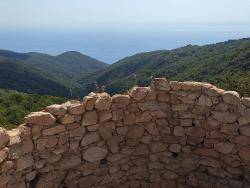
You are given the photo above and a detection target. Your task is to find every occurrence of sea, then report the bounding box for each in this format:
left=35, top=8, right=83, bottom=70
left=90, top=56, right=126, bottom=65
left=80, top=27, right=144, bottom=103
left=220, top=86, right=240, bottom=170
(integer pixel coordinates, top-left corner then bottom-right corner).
left=0, top=23, right=250, bottom=64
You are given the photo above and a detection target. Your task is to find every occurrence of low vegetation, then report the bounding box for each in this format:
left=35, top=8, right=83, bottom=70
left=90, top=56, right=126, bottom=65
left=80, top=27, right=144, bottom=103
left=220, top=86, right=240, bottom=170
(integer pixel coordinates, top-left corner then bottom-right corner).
left=78, top=38, right=250, bottom=96
left=0, top=89, right=66, bottom=129
left=0, top=38, right=249, bottom=129
left=0, top=50, right=107, bottom=97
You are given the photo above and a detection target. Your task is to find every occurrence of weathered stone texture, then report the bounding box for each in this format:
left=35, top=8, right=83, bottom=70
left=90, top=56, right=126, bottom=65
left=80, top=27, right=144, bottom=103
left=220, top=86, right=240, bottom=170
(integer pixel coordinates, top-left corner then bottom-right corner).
left=222, top=91, right=240, bottom=105
left=83, top=147, right=108, bottom=162
left=46, top=104, right=67, bottom=116
left=94, top=93, right=112, bottom=111
left=151, top=78, right=171, bottom=91
left=81, top=132, right=100, bottom=146
left=0, top=128, right=9, bottom=149
left=241, top=97, right=250, bottom=107
left=25, top=111, right=56, bottom=126
left=83, top=96, right=96, bottom=110
left=1, top=78, right=250, bottom=188
left=112, top=94, right=130, bottom=108
left=63, top=101, right=85, bottom=115
left=42, top=125, right=66, bottom=136
left=129, top=87, right=150, bottom=101
left=82, top=111, right=98, bottom=126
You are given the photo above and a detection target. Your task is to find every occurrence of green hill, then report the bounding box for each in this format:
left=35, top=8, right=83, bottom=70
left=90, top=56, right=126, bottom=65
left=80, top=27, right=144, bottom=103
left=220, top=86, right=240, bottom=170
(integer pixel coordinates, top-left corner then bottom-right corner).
left=77, top=38, right=250, bottom=96
left=0, top=89, right=66, bottom=129
left=0, top=50, right=108, bottom=97
left=1, top=38, right=249, bottom=98
left=0, top=59, right=72, bottom=96
left=1, top=38, right=250, bottom=129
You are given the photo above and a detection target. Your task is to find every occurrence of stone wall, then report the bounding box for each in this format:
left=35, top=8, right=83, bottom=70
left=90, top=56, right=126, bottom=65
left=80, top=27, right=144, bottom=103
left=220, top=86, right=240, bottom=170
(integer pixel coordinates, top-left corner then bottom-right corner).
left=0, top=78, right=250, bottom=188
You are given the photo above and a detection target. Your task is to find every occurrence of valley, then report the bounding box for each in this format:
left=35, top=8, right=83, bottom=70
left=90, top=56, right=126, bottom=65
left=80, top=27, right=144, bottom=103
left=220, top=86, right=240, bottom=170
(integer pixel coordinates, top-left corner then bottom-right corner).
left=0, top=38, right=249, bottom=128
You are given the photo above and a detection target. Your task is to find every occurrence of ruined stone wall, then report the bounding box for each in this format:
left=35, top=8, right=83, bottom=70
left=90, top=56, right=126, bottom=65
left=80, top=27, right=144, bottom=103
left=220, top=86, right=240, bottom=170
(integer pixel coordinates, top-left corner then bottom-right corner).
left=0, top=78, right=250, bottom=188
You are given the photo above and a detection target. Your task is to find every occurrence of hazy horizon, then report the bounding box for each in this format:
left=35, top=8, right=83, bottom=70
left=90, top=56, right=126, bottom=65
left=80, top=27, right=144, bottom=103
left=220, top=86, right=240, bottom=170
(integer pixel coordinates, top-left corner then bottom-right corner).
left=1, top=23, right=250, bottom=63
left=1, top=0, right=250, bottom=27
left=0, top=0, right=250, bottom=63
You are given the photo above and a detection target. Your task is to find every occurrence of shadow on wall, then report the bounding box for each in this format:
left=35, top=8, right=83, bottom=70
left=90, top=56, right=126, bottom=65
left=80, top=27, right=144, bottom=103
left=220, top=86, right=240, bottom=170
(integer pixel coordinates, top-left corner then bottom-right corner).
left=0, top=78, right=250, bottom=188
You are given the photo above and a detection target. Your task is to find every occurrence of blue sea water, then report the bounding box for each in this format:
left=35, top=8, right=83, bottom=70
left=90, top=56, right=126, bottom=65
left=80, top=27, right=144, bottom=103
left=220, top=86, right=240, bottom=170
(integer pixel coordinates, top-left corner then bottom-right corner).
left=0, top=24, right=250, bottom=63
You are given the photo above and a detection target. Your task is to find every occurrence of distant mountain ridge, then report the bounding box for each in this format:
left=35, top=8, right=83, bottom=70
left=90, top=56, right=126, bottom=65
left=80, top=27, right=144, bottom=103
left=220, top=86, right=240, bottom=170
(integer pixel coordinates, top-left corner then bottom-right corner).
left=0, top=50, right=108, bottom=97
left=0, top=38, right=249, bottom=98
left=77, top=38, right=250, bottom=96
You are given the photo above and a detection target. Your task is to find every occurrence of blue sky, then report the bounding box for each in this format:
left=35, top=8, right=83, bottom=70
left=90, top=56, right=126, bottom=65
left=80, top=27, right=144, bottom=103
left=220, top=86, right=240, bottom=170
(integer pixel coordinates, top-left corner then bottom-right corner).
left=0, top=0, right=250, bottom=28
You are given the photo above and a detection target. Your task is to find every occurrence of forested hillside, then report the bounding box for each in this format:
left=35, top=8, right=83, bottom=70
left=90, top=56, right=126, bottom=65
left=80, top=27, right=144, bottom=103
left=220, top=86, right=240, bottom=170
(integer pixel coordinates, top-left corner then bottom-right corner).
left=78, top=38, right=250, bottom=96
left=0, top=50, right=107, bottom=97
left=0, top=89, right=66, bottom=129
left=0, top=59, right=71, bottom=96
left=0, top=38, right=250, bottom=129
left=1, top=38, right=249, bottom=97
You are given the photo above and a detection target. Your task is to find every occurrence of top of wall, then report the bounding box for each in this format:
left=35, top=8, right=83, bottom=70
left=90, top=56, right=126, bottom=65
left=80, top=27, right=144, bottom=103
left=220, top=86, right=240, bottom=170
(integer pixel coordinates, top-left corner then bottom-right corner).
left=1, top=78, right=250, bottom=140
left=0, top=78, right=250, bottom=187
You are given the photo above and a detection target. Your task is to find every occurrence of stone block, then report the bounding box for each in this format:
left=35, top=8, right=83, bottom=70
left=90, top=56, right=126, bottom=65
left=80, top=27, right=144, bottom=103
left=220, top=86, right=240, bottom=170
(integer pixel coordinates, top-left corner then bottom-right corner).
left=95, top=93, right=112, bottom=111
left=112, top=94, right=131, bottom=108
left=46, top=104, right=67, bottom=116
left=151, top=78, right=171, bottom=91
left=25, top=111, right=56, bottom=126
left=42, top=124, right=66, bottom=136
left=82, top=111, right=98, bottom=126
left=83, top=147, right=108, bottom=162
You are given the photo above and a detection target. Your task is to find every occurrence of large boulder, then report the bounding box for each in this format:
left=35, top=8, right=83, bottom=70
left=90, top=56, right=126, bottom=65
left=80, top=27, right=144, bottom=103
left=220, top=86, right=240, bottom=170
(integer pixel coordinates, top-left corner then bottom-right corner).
left=0, top=148, right=8, bottom=163
left=83, top=96, right=96, bottom=111
left=181, top=81, right=203, bottom=91
left=238, top=115, right=250, bottom=126
left=222, top=91, right=240, bottom=105
left=25, top=112, right=56, bottom=126
left=16, top=154, right=34, bottom=172
left=170, top=81, right=182, bottom=90
left=95, top=93, right=112, bottom=111
left=129, top=87, right=150, bottom=101
left=56, top=156, right=81, bottom=170
left=0, top=174, right=10, bottom=187
left=151, top=78, right=171, bottom=91
left=173, top=126, right=185, bottom=136
left=82, top=111, right=98, bottom=126
left=98, top=111, right=112, bottom=123
left=241, top=97, right=250, bottom=107
left=239, top=125, right=250, bottom=136
left=63, top=101, right=85, bottom=115
left=214, top=142, right=234, bottom=154
left=149, top=142, right=167, bottom=153
left=78, top=175, right=97, bottom=188
left=212, top=111, right=238, bottom=123
left=203, top=86, right=224, bottom=97
left=239, top=147, right=250, bottom=161
left=185, top=127, right=205, bottom=137
left=83, top=147, right=108, bottom=162
left=42, top=125, right=66, bottom=136
left=0, top=128, right=10, bottom=149
left=112, top=94, right=131, bottom=108
left=169, top=144, right=181, bottom=153
left=197, top=95, right=212, bottom=107
left=194, top=148, right=219, bottom=158
left=127, top=126, right=145, bottom=139
left=46, top=104, right=67, bottom=116
left=81, top=132, right=100, bottom=146
left=59, top=114, right=75, bottom=124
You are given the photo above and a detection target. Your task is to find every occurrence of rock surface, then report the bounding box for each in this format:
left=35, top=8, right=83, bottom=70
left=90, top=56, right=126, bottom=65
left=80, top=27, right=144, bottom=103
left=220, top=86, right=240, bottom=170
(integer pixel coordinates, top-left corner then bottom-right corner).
left=0, top=128, right=9, bottom=149
left=46, top=104, right=67, bottom=116
left=82, top=111, right=98, bottom=126
left=83, top=147, right=108, bottom=162
left=25, top=111, right=56, bottom=126
left=1, top=78, right=250, bottom=188
left=94, top=93, right=112, bottom=111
